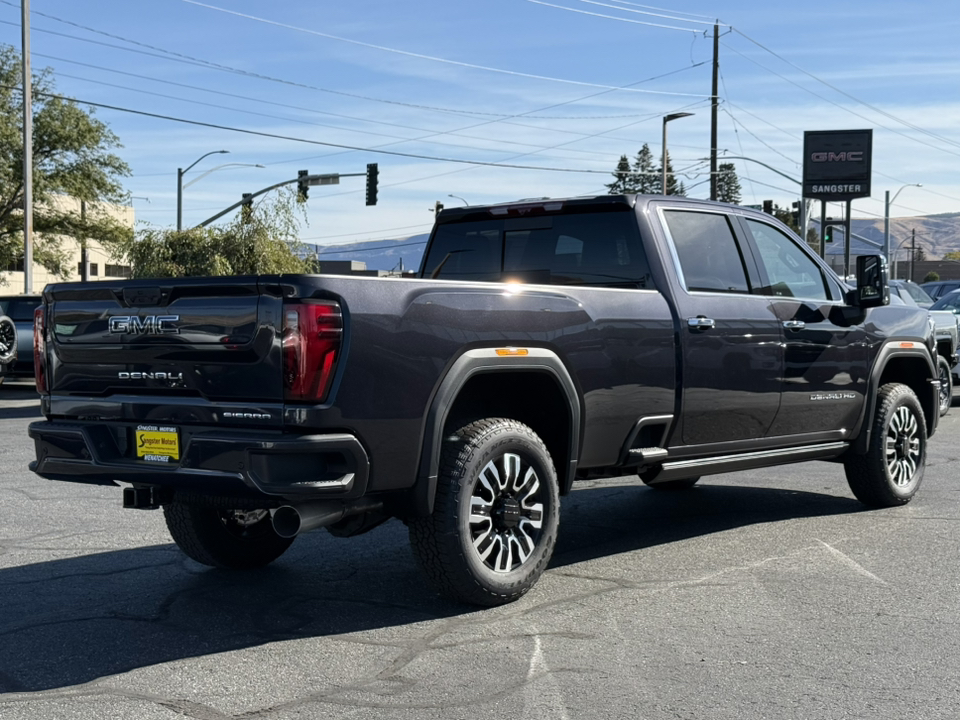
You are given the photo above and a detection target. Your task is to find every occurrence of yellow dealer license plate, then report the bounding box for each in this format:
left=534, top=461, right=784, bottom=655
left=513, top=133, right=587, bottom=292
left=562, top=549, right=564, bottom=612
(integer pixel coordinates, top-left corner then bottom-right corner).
left=135, top=425, right=180, bottom=462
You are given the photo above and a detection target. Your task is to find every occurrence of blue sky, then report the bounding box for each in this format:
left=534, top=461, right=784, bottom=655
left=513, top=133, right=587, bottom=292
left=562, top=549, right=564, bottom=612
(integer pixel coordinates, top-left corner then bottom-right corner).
left=2, top=0, right=958, bottom=247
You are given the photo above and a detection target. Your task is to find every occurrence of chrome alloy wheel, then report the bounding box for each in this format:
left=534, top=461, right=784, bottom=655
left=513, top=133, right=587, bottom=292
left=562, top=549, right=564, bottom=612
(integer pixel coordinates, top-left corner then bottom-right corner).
left=939, top=363, right=951, bottom=412
left=885, top=405, right=922, bottom=487
left=469, top=452, right=544, bottom=574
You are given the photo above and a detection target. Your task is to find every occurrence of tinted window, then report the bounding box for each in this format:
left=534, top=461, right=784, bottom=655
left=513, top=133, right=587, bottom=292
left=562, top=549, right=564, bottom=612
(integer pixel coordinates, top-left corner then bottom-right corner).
left=0, top=297, right=41, bottom=321
left=421, top=220, right=501, bottom=281
left=422, top=210, right=653, bottom=288
left=663, top=210, right=749, bottom=293
left=744, top=219, right=829, bottom=300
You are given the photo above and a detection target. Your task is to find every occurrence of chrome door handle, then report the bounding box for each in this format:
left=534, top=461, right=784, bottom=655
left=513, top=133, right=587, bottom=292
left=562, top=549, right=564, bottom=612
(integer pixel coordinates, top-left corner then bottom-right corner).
left=783, top=320, right=805, bottom=330
left=687, top=317, right=716, bottom=330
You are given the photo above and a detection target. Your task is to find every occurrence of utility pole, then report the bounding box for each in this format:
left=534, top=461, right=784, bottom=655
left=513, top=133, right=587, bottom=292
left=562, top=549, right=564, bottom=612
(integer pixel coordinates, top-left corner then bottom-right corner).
left=80, top=200, right=88, bottom=282
left=710, top=22, right=719, bottom=202
left=21, top=0, right=33, bottom=293
left=910, top=227, right=916, bottom=283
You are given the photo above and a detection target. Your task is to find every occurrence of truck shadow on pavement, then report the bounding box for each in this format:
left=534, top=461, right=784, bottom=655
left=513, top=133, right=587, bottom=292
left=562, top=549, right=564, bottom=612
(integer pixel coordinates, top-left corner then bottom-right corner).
left=0, top=481, right=863, bottom=693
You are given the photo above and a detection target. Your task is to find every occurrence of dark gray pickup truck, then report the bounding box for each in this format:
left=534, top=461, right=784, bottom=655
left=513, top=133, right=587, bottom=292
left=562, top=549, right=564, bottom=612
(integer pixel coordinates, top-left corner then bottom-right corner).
left=29, top=195, right=940, bottom=605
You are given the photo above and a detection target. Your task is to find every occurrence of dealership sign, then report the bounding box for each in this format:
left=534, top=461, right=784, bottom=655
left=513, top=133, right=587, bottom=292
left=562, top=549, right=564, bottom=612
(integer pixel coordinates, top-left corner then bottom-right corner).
left=802, top=129, right=873, bottom=201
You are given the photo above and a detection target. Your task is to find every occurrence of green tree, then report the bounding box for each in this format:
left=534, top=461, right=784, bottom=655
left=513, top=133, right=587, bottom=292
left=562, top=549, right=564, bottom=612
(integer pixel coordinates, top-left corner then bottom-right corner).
left=632, top=144, right=658, bottom=195
left=943, top=251, right=960, bottom=261
left=114, top=188, right=308, bottom=278
left=715, top=163, right=742, bottom=204
left=914, top=246, right=927, bottom=263
left=0, top=45, right=132, bottom=280
left=923, top=271, right=940, bottom=283
left=605, top=155, right=633, bottom=195
left=654, top=151, right=682, bottom=196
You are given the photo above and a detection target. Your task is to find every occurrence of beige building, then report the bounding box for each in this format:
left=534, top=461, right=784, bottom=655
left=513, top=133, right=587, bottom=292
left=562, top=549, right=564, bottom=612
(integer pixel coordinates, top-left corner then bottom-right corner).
left=1, top=196, right=135, bottom=294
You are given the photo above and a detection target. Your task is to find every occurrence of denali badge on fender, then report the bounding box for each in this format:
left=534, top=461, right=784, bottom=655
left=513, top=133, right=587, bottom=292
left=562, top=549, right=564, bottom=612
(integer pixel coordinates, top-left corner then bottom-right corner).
left=109, top=315, right=180, bottom=335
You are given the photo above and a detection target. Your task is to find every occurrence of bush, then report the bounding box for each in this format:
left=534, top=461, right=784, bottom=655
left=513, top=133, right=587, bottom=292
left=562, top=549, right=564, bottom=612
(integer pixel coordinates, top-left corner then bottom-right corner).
left=923, top=271, right=940, bottom=283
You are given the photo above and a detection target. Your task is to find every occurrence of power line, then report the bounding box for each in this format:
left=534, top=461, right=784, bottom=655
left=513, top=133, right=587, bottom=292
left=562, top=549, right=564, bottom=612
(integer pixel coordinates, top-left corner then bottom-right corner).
left=720, top=39, right=960, bottom=161
left=2, top=84, right=667, bottom=176
left=566, top=0, right=729, bottom=27
left=524, top=0, right=702, bottom=32
left=606, top=0, right=717, bottom=21
left=732, top=27, right=960, bottom=153
left=310, top=240, right=428, bottom=256
left=182, top=0, right=709, bottom=96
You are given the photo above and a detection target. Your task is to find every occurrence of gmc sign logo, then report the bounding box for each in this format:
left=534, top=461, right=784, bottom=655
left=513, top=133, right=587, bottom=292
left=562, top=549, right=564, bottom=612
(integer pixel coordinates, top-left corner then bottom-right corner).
left=811, top=151, right=864, bottom=163
left=109, top=315, right=180, bottom=335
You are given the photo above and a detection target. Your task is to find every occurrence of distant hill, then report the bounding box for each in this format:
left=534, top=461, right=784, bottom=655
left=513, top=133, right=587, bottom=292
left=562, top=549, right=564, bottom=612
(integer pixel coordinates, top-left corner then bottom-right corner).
left=821, top=212, right=960, bottom=259
left=300, top=234, right=429, bottom=273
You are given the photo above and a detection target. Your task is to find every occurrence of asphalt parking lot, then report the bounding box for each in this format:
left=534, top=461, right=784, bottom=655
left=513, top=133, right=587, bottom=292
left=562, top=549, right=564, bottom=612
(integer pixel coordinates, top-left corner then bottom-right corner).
left=1, top=379, right=959, bottom=719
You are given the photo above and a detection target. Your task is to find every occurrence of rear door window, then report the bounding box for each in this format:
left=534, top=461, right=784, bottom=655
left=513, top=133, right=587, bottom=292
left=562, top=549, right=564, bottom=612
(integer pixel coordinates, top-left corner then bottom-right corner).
left=662, top=210, right=750, bottom=293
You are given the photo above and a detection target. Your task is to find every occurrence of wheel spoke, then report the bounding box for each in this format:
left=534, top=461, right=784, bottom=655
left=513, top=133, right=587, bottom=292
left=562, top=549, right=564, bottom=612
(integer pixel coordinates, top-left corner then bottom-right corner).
left=495, top=535, right=513, bottom=572
left=478, top=461, right=500, bottom=499
left=502, top=453, right=520, bottom=492
left=473, top=525, right=498, bottom=561
left=470, top=496, right=493, bottom=525
left=516, top=467, right=540, bottom=504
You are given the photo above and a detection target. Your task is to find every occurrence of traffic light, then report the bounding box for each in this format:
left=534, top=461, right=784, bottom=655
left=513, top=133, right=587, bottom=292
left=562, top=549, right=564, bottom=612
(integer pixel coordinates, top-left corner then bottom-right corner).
left=434, top=201, right=444, bottom=215
left=762, top=199, right=773, bottom=214
left=365, top=163, right=378, bottom=206
left=791, top=201, right=800, bottom=226
left=297, top=169, right=309, bottom=203
left=823, top=225, right=833, bottom=243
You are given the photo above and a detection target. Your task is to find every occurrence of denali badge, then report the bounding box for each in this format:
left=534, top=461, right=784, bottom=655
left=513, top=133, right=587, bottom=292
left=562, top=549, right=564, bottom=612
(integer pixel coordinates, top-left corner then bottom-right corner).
left=118, top=371, right=183, bottom=381
left=109, top=315, right=180, bottom=335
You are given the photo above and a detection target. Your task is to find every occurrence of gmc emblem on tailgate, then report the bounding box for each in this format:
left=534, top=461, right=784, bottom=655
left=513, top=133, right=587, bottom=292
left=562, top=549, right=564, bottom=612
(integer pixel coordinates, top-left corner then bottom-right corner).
left=109, top=315, right=180, bottom=335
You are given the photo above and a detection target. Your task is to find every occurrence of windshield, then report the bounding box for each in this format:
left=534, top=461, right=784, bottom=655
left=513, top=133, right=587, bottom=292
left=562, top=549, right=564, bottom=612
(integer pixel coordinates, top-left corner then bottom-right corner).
left=902, top=282, right=934, bottom=305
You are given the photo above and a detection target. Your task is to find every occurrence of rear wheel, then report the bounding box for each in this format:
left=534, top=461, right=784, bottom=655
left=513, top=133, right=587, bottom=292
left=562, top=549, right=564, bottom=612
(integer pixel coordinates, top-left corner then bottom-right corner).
left=844, top=383, right=926, bottom=508
left=0, top=315, right=15, bottom=366
left=163, top=500, right=294, bottom=569
left=409, top=418, right=560, bottom=606
left=937, top=355, right=953, bottom=416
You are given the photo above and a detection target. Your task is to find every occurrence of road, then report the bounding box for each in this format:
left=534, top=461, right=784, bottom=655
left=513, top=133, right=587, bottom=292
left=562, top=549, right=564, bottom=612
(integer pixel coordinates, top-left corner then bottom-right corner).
left=1, top=379, right=959, bottom=719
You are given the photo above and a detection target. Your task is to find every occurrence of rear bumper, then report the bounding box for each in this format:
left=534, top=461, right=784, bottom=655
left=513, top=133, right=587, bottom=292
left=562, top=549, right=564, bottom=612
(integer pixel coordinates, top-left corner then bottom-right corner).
left=28, top=420, right=369, bottom=501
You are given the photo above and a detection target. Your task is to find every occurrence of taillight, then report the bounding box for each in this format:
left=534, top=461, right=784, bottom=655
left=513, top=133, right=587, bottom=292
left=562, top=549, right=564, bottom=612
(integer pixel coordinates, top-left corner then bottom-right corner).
left=282, top=301, right=343, bottom=403
left=33, top=304, right=47, bottom=394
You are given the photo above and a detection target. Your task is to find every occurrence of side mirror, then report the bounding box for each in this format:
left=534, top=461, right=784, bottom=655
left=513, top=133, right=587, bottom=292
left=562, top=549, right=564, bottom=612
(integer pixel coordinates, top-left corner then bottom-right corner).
left=850, top=254, right=889, bottom=308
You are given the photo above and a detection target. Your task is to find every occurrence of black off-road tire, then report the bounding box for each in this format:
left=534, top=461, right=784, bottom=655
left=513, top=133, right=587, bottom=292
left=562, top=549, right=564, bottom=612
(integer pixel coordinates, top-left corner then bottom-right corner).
left=409, top=418, right=560, bottom=606
left=643, top=476, right=700, bottom=491
left=0, top=315, right=16, bottom=366
left=844, top=383, right=926, bottom=508
left=937, top=355, right=953, bottom=417
left=164, top=499, right=294, bottom=569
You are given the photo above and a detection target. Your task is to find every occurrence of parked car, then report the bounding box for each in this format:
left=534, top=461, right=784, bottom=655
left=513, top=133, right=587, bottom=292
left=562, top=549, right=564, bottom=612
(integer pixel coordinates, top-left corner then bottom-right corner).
left=0, top=294, right=41, bottom=378
left=889, top=279, right=935, bottom=308
left=920, top=279, right=960, bottom=300
left=29, top=195, right=940, bottom=606
left=889, top=282, right=958, bottom=413
left=931, top=288, right=960, bottom=314
left=0, top=314, right=15, bottom=385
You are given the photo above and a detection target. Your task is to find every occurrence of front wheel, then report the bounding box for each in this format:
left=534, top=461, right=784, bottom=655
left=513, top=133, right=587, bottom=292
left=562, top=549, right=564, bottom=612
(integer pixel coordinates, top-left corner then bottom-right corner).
left=409, top=418, right=560, bottom=606
left=844, top=383, right=926, bottom=508
left=937, top=355, right=953, bottom=416
left=164, top=500, right=295, bottom=569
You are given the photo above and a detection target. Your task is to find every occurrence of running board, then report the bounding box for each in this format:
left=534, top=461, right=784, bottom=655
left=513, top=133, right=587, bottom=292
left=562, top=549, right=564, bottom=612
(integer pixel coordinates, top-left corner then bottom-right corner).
left=645, top=442, right=849, bottom=485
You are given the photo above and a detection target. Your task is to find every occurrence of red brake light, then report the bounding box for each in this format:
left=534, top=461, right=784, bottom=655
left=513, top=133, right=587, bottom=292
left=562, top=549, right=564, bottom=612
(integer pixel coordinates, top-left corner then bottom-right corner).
left=282, top=301, right=343, bottom=403
left=33, top=305, right=47, bottom=394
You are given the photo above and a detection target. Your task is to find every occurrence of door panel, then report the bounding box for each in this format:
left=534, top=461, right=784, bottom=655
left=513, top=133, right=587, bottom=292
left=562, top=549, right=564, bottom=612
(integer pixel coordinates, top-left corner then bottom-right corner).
left=659, top=208, right=784, bottom=446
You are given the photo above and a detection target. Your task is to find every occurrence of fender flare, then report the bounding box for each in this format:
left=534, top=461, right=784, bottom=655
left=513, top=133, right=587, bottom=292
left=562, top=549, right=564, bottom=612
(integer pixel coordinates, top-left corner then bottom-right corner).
left=852, top=342, right=938, bottom=454
left=411, top=347, right=581, bottom=516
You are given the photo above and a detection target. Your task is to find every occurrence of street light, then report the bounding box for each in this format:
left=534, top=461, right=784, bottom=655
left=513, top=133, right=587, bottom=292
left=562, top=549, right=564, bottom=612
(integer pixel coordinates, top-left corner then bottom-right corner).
left=182, top=163, right=265, bottom=190
left=177, top=150, right=228, bottom=231
left=447, top=194, right=469, bottom=206
left=662, top=113, right=693, bottom=195
left=883, top=183, right=921, bottom=262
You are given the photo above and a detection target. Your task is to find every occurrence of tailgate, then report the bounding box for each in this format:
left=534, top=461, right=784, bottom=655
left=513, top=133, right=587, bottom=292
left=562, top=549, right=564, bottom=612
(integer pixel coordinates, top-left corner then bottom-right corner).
left=45, top=278, right=282, bottom=405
